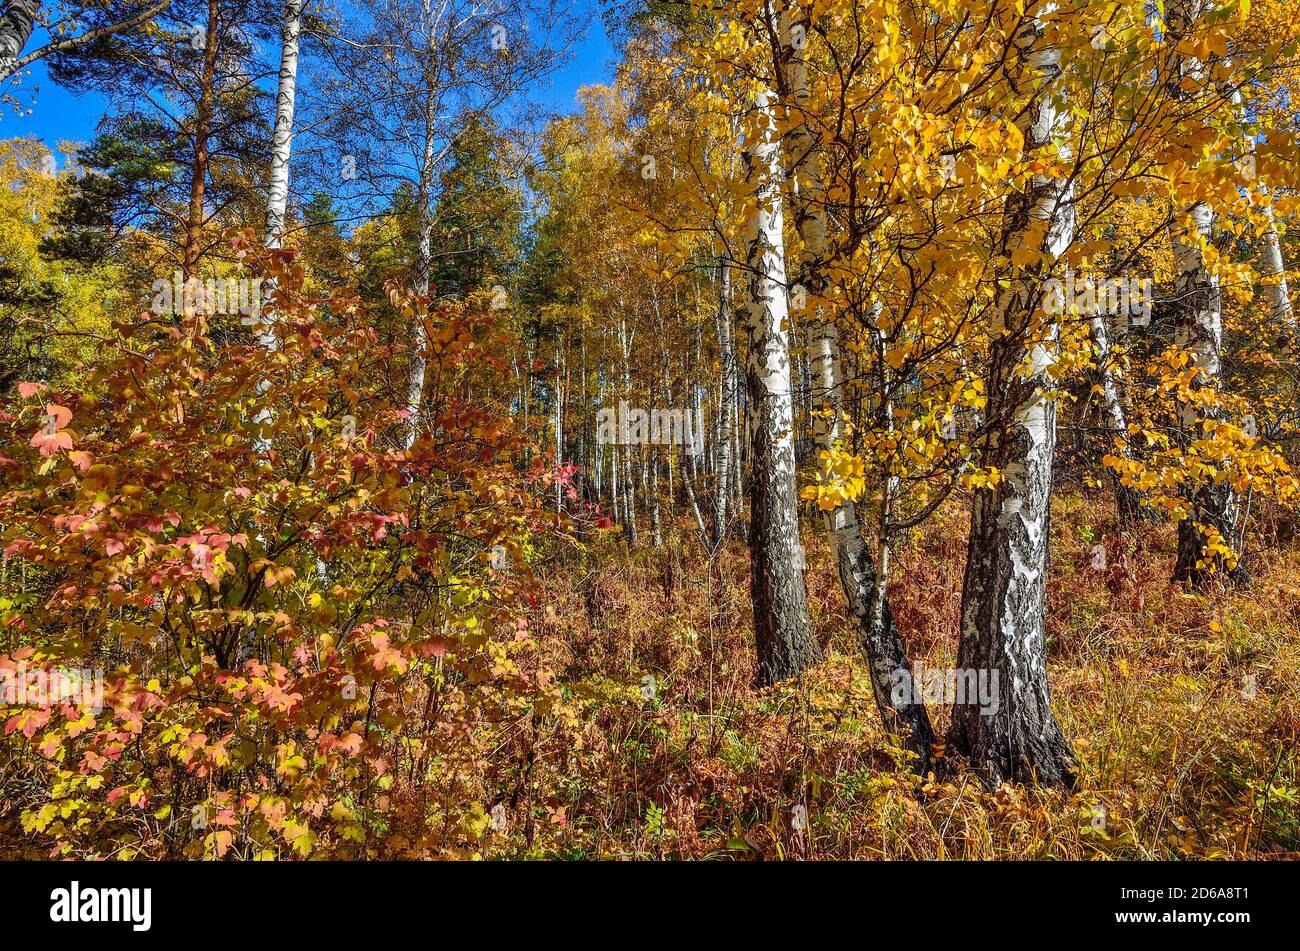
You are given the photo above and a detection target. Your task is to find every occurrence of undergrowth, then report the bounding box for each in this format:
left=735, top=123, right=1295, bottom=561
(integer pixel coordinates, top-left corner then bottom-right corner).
left=507, top=490, right=1300, bottom=860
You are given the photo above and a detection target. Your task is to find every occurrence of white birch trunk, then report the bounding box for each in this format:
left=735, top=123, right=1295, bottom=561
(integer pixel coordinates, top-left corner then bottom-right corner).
left=1088, top=312, right=1144, bottom=519
left=1167, top=0, right=1248, bottom=583
left=251, top=0, right=303, bottom=453
left=403, top=68, right=438, bottom=451
left=744, top=78, right=818, bottom=685
left=781, top=6, right=933, bottom=762
left=0, top=0, right=38, bottom=81
left=1259, top=206, right=1294, bottom=334
left=1216, top=67, right=1295, bottom=335
left=251, top=0, right=304, bottom=456
left=555, top=363, right=564, bottom=514
left=712, top=258, right=738, bottom=546
left=264, top=0, right=303, bottom=250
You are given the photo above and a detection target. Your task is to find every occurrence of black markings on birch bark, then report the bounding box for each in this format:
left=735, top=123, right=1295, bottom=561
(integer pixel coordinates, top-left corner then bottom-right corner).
left=777, top=4, right=933, bottom=767
left=946, top=10, right=1075, bottom=788
left=744, top=80, right=819, bottom=685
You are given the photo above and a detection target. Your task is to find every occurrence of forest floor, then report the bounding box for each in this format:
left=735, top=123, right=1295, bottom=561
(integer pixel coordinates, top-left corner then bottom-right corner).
left=519, top=490, right=1300, bottom=859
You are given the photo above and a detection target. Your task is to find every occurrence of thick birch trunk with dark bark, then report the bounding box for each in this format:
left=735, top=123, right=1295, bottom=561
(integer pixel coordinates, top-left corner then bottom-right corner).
left=947, top=11, right=1075, bottom=788
left=0, top=0, right=38, bottom=79
left=1, top=0, right=172, bottom=84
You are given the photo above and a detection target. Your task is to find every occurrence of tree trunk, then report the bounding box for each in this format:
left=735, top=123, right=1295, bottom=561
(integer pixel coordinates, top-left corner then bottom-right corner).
left=617, top=316, right=637, bottom=543
left=403, top=27, right=439, bottom=451
left=1170, top=201, right=1248, bottom=584
left=1259, top=206, right=1294, bottom=338
left=947, top=11, right=1076, bottom=788
left=183, top=0, right=219, bottom=281
left=556, top=350, right=566, bottom=514
left=780, top=4, right=933, bottom=765
left=713, top=260, right=737, bottom=547
left=0, top=0, right=38, bottom=79
left=743, top=83, right=819, bottom=686
left=253, top=0, right=303, bottom=443
left=264, top=0, right=304, bottom=249
left=1216, top=67, right=1295, bottom=338
left=623, top=448, right=638, bottom=544
left=611, top=438, right=620, bottom=526
left=683, top=449, right=709, bottom=546
left=1166, top=2, right=1248, bottom=585
left=1088, top=312, right=1144, bottom=521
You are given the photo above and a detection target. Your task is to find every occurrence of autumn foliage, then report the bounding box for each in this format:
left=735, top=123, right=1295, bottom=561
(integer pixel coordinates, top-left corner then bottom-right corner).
left=4, top=0, right=1300, bottom=863
left=1, top=238, right=575, bottom=858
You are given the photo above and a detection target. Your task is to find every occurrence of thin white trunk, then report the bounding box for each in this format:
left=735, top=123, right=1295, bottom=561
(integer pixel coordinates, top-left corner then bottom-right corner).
left=264, top=0, right=303, bottom=250
left=555, top=364, right=564, bottom=513
left=252, top=0, right=303, bottom=456
left=404, top=8, right=441, bottom=450
left=782, top=6, right=932, bottom=760
left=251, top=0, right=302, bottom=454
left=1168, top=0, right=1247, bottom=582
left=1216, top=66, right=1294, bottom=334
left=1259, top=206, right=1294, bottom=333
left=713, top=258, right=738, bottom=545
left=1089, top=311, right=1143, bottom=518
left=1171, top=201, right=1222, bottom=427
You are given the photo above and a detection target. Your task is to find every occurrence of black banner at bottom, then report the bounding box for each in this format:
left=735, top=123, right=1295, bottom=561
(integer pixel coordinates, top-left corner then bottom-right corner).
left=0, top=859, right=1282, bottom=939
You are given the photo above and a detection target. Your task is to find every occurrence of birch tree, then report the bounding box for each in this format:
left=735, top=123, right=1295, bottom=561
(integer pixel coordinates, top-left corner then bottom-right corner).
left=1217, top=65, right=1295, bottom=337
left=0, top=0, right=41, bottom=80
left=742, top=79, right=818, bottom=685
left=947, top=9, right=1076, bottom=787
left=0, top=0, right=172, bottom=84
left=249, top=0, right=303, bottom=457
left=1088, top=309, right=1144, bottom=520
left=1258, top=206, right=1294, bottom=336
left=777, top=3, right=934, bottom=762
left=263, top=0, right=303, bottom=249
left=712, top=255, right=738, bottom=545
left=1165, top=0, right=1249, bottom=585
left=310, top=0, right=577, bottom=448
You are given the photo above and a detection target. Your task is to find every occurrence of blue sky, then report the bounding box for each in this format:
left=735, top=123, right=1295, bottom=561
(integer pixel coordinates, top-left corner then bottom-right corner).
left=3, top=13, right=616, bottom=170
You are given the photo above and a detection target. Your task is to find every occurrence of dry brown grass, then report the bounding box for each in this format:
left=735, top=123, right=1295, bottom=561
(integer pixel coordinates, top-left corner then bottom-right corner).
left=515, top=491, right=1300, bottom=860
